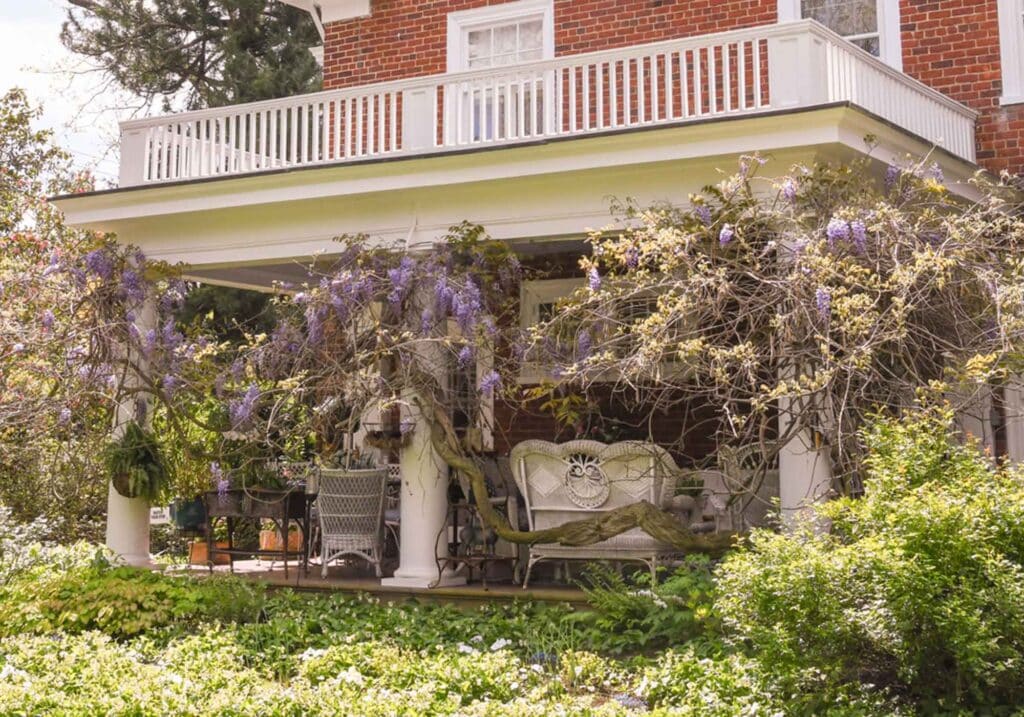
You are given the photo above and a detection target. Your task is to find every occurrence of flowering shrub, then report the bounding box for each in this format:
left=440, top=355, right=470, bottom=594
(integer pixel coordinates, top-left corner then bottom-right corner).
left=715, top=408, right=1024, bottom=709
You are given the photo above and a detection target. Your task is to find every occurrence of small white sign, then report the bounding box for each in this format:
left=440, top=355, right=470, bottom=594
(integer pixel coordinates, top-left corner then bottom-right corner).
left=150, top=506, right=171, bottom=525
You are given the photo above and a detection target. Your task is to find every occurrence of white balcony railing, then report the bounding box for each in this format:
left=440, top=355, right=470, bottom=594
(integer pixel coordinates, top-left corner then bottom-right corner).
left=118, top=20, right=977, bottom=187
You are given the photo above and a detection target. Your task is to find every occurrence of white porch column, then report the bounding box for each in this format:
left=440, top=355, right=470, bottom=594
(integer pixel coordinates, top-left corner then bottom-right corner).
left=381, top=394, right=465, bottom=588
left=1004, top=378, right=1024, bottom=464
left=105, top=295, right=156, bottom=567
left=777, top=368, right=833, bottom=528
left=777, top=424, right=833, bottom=528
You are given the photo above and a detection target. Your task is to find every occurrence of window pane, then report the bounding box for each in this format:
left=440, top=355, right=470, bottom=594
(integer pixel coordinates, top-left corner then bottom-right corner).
left=467, top=28, right=491, bottom=63
left=802, top=0, right=878, bottom=38
left=493, top=24, right=517, bottom=57
left=849, top=35, right=880, bottom=55
left=519, top=19, right=544, bottom=52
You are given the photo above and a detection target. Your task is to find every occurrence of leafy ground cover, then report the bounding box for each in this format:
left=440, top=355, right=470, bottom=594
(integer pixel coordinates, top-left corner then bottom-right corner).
left=2, top=411, right=1024, bottom=715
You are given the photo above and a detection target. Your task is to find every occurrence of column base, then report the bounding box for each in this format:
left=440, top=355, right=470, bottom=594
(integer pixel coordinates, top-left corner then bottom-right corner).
left=382, top=570, right=467, bottom=589
left=117, top=553, right=158, bottom=569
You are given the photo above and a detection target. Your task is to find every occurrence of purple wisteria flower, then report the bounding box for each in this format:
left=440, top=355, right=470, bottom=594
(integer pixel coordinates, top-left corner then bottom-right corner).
left=479, top=370, right=502, bottom=396
left=885, top=164, right=901, bottom=192
left=11, top=343, right=25, bottom=354
left=387, top=256, right=416, bottom=307
left=230, top=384, right=260, bottom=429
left=306, top=305, right=327, bottom=345
left=420, top=309, right=434, bottom=334
left=782, top=178, right=798, bottom=203
left=42, top=253, right=60, bottom=277
left=161, top=320, right=183, bottom=351
left=719, top=224, right=735, bottom=246
left=457, top=345, right=475, bottom=367
left=694, top=204, right=712, bottom=226
left=58, top=407, right=72, bottom=425
left=84, top=249, right=114, bottom=280
left=851, top=220, right=868, bottom=253
left=452, top=280, right=483, bottom=334
left=815, top=287, right=832, bottom=320
left=41, top=310, right=54, bottom=330
left=434, top=274, right=455, bottom=314
left=926, top=162, right=944, bottom=183
left=587, top=267, right=602, bottom=292
left=624, top=246, right=640, bottom=269
left=826, top=217, right=850, bottom=245
left=212, top=462, right=230, bottom=500
left=162, top=374, right=181, bottom=397
left=120, top=269, right=145, bottom=303
left=576, top=331, right=592, bottom=360
left=400, top=418, right=416, bottom=436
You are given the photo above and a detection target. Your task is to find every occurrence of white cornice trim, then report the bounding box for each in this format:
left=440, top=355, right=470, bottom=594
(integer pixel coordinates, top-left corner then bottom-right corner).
left=317, top=0, right=371, bottom=24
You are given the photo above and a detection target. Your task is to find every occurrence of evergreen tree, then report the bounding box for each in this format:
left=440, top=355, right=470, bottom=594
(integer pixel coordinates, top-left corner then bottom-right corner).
left=61, top=0, right=321, bottom=111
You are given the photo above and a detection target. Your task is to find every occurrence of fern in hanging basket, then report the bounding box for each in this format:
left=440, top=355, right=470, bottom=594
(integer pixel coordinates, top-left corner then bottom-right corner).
left=104, top=421, right=169, bottom=502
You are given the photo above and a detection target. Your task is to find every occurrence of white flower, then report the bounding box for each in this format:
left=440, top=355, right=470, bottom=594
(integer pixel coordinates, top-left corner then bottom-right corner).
left=456, top=643, right=477, bottom=654
left=490, top=638, right=512, bottom=651
left=337, top=666, right=365, bottom=687
left=470, top=634, right=483, bottom=643
left=530, top=664, right=544, bottom=674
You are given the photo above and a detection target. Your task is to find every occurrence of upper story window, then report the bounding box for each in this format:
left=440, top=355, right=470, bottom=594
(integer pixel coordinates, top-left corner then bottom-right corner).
left=778, top=0, right=902, bottom=70
left=998, top=0, right=1024, bottom=105
left=447, top=0, right=554, bottom=73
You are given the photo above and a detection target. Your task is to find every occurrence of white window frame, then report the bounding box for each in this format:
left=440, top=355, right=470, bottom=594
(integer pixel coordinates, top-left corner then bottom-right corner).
left=778, top=0, right=903, bottom=71
left=446, top=0, right=555, bottom=73
left=518, top=277, right=583, bottom=384
left=998, top=0, right=1024, bottom=105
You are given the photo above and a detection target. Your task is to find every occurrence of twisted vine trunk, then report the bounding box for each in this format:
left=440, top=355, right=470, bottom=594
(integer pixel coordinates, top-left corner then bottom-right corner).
left=421, top=399, right=735, bottom=554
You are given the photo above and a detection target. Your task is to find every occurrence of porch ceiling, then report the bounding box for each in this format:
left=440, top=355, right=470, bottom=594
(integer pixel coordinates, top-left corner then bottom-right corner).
left=185, top=238, right=589, bottom=292
left=53, top=104, right=983, bottom=276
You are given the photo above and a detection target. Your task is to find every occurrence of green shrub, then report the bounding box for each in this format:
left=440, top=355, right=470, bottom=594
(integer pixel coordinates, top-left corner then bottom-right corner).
left=0, top=564, right=265, bottom=638
left=574, top=556, right=718, bottom=655
left=715, top=408, right=1024, bottom=710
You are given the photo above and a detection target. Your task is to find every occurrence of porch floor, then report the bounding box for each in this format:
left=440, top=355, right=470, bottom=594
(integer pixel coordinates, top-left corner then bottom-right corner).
left=173, top=559, right=588, bottom=609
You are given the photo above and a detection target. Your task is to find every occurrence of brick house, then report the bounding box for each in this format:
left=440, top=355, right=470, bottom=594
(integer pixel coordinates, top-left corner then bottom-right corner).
left=54, top=0, right=1024, bottom=582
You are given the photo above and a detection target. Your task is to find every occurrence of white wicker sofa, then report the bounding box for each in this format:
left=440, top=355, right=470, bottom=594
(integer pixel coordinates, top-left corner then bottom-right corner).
left=510, top=440, right=686, bottom=587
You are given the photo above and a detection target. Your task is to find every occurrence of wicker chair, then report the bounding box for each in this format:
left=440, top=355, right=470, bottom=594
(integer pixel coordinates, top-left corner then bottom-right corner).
left=316, top=467, right=389, bottom=578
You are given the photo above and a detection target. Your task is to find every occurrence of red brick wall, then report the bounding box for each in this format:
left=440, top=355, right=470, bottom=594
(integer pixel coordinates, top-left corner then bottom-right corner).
left=322, top=0, right=777, bottom=90
left=899, top=0, right=1023, bottom=173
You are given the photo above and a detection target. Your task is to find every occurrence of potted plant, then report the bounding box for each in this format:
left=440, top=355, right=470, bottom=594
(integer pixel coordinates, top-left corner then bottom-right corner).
left=259, top=520, right=304, bottom=552
left=103, top=420, right=168, bottom=502
left=189, top=519, right=231, bottom=565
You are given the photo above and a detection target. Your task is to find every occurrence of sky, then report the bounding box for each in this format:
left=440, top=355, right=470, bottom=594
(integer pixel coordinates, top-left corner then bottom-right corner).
left=0, top=0, right=123, bottom=184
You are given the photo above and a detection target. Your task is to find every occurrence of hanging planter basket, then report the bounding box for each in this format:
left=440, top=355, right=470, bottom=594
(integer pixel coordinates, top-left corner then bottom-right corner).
left=363, top=430, right=412, bottom=452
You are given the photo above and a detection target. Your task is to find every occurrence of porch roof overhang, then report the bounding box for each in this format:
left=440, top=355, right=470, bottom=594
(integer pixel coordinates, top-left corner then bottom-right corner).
left=53, top=103, right=983, bottom=293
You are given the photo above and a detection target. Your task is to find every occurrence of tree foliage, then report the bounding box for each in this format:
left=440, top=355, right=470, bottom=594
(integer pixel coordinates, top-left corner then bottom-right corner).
left=61, top=0, right=321, bottom=111
left=0, top=89, right=115, bottom=537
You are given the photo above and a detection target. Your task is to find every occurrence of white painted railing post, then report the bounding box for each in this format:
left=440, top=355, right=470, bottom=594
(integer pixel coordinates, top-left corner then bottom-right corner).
left=767, top=28, right=829, bottom=109
left=119, top=127, right=148, bottom=187
left=401, top=85, right=438, bottom=151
